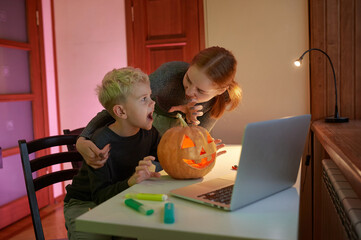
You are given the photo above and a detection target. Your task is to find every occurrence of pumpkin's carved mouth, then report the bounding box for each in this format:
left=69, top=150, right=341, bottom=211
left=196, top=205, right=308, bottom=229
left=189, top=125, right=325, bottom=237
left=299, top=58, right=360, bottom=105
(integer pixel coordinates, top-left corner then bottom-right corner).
left=183, top=153, right=216, bottom=169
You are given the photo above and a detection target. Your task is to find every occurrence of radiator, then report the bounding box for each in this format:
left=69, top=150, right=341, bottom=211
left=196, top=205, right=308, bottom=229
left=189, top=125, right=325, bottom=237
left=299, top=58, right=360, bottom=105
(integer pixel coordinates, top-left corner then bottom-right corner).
left=322, top=159, right=361, bottom=240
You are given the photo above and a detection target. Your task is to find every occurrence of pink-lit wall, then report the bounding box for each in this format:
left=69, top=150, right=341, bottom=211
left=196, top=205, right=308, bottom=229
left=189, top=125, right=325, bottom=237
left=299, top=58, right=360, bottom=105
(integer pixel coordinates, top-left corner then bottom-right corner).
left=42, top=0, right=58, bottom=136
left=41, top=0, right=127, bottom=197
left=52, top=0, right=128, bottom=133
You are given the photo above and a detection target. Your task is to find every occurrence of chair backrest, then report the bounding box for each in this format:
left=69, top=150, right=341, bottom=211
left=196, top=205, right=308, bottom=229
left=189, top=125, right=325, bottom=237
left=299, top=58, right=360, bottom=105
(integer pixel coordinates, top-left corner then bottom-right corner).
left=19, top=135, right=83, bottom=240
left=63, top=127, right=85, bottom=169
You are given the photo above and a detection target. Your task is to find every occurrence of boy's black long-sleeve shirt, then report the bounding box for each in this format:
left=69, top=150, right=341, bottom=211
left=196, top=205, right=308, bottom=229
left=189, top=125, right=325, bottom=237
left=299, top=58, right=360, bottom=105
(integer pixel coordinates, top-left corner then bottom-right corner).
left=64, top=126, right=160, bottom=205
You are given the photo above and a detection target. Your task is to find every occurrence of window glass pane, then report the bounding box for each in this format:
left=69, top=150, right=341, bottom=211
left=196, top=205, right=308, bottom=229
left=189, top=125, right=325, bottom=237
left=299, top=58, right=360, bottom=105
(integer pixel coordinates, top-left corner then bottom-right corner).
left=0, top=154, right=28, bottom=206
left=0, top=0, right=27, bottom=42
left=0, top=101, right=34, bottom=149
left=0, top=47, right=30, bottom=94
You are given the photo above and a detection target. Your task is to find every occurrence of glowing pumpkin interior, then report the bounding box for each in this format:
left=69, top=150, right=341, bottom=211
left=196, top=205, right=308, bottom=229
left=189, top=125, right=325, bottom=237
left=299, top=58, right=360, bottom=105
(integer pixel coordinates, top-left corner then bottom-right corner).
left=181, top=133, right=216, bottom=169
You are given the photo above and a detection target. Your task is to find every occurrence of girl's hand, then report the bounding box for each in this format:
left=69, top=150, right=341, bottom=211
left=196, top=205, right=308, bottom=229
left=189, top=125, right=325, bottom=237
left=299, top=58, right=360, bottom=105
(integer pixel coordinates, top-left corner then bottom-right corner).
left=128, top=156, right=161, bottom=186
left=168, top=99, right=203, bottom=125
left=76, top=137, right=110, bottom=169
left=214, top=138, right=227, bottom=157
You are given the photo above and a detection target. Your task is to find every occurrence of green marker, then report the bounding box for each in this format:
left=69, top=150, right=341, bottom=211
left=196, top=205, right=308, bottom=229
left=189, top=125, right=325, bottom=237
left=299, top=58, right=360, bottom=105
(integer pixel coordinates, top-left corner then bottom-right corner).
left=124, top=198, right=154, bottom=215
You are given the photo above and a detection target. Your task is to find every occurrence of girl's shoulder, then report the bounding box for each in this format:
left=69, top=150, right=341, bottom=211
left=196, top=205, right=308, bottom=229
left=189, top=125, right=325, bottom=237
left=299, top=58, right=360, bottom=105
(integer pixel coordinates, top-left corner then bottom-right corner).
left=149, top=61, right=189, bottom=92
left=158, top=61, right=189, bottom=69
left=150, top=61, right=189, bottom=77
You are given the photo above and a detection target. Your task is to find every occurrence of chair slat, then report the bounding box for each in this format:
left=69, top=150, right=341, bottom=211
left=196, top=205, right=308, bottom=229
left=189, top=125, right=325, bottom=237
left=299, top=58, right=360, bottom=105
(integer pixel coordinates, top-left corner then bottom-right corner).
left=34, top=169, right=79, bottom=191
left=26, top=135, right=78, bottom=154
left=30, top=151, right=83, bottom=172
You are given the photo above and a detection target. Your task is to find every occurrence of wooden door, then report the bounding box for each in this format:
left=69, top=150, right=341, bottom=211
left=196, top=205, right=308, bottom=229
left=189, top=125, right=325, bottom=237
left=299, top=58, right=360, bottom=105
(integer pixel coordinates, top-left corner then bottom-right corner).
left=125, top=0, right=205, bottom=74
left=0, top=0, right=49, bottom=229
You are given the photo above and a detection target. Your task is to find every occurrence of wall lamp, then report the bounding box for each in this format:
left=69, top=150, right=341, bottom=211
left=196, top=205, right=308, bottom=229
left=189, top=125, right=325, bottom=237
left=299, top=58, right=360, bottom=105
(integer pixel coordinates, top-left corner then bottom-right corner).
left=294, top=48, right=349, bottom=123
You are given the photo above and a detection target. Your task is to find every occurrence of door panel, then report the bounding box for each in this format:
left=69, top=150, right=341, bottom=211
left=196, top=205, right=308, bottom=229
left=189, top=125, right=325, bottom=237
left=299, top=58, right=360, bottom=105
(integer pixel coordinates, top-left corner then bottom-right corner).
left=0, top=154, right=27, bottom=206
left=149, top=46, right=184, bottom=72
left=0, top=0, right=28, bottom=42
left=126, top=0, right=205, bottom=74
left=146, top=0, right=185, bottom=39
left=0, top=47, right=31, bottom=94
left=0, top=101, right=34, bottom=150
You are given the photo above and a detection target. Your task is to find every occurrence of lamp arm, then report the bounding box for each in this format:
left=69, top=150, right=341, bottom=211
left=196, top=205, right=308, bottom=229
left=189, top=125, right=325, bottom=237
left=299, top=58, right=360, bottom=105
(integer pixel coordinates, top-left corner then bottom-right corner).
left=299, top=48, right=339, bottom=118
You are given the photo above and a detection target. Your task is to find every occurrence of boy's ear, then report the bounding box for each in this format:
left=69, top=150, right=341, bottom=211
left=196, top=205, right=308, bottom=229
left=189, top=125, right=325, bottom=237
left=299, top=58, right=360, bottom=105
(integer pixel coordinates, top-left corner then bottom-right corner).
left=113, top=104, right=127, bottom=119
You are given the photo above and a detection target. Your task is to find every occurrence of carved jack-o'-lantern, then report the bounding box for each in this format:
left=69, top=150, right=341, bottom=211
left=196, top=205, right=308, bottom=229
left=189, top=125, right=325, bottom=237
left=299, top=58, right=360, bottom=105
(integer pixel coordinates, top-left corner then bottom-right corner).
left=157, top=114, right=217, bottom=179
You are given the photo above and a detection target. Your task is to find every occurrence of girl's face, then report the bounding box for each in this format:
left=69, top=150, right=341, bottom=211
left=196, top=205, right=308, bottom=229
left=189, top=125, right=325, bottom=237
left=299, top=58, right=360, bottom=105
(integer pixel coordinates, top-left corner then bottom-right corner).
left=183, top=65, right=227, bottom=103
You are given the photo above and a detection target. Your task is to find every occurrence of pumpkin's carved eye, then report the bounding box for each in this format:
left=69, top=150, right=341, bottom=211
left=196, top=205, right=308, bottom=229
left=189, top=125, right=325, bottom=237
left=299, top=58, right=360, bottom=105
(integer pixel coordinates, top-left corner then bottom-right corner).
left=182, top=134, right=213, bottom=149
left=181, top=135, right=195, bottom=149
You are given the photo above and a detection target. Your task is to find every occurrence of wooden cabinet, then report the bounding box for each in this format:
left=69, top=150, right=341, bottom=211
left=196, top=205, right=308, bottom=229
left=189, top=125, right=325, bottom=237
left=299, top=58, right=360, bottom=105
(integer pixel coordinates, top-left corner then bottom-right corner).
left=301, top=120, right=361, bottom=239
left=301, top=0, right=361, bottom=238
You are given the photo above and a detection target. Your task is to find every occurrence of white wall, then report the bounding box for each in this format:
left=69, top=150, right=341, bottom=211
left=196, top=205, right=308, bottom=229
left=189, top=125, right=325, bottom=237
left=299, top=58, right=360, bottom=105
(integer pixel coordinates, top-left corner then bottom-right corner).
left=52, top=0, right=127, bottom=132
left=205, top=0, right=309, bottom=144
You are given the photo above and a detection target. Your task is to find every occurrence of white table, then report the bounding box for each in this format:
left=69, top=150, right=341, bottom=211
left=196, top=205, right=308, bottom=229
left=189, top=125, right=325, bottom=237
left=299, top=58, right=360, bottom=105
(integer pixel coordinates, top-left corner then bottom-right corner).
left=76, top=145, right=300, bottom=240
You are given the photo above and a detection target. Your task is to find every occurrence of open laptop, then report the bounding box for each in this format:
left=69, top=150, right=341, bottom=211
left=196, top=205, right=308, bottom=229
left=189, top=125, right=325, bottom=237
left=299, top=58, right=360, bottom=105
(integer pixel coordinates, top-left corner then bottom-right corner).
left=170, top=114, right=311, bottom=211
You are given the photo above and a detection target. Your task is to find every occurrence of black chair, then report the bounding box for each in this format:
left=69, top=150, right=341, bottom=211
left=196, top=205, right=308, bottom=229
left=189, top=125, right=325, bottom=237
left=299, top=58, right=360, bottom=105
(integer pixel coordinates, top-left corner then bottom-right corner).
left=19, top=135, right=83, bottom=240
left=63, top=127, right=85, bottom=169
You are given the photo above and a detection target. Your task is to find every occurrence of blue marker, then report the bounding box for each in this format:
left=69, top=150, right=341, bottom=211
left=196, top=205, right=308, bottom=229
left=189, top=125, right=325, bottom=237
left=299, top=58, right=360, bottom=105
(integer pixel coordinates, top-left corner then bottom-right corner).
left=164, top=203, right=175, bottom=224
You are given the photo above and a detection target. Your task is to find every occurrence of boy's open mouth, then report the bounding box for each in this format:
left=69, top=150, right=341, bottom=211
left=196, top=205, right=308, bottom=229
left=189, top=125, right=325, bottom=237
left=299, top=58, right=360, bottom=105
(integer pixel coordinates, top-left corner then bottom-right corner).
left=147, top=112, right=153, bottom=121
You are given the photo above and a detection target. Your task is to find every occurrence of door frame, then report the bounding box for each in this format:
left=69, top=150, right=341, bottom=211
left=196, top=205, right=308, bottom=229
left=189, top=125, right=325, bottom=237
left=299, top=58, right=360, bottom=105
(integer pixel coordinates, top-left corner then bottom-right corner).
left=0, top=0, right=50, bottom=229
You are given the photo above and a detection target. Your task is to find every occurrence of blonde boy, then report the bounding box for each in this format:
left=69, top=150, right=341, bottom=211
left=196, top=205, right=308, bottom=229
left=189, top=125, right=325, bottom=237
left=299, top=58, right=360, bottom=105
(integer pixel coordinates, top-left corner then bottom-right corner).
left=64, top=67, right=161, bottom=240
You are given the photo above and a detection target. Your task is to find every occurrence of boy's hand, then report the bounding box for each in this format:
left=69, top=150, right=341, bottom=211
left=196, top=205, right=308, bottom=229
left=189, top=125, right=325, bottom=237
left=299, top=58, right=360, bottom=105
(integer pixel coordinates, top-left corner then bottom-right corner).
left=76, top=137, right=110, bottom=169
left=128, top=156, right=161, bottom=186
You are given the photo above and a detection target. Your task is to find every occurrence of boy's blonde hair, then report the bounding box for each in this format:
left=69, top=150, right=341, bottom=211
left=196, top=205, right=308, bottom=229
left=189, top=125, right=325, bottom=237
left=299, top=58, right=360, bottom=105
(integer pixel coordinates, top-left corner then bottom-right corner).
left=96, top=67, right=149, bottom=116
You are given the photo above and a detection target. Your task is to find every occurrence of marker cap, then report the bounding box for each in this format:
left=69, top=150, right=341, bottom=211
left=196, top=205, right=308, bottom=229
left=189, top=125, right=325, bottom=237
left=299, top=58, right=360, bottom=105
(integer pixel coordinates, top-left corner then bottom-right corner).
left=124, top=198, right=154, bottom=215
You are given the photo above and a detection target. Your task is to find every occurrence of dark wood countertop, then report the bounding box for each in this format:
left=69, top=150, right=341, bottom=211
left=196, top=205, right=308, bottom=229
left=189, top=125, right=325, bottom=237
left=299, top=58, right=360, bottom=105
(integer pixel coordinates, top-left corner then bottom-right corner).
left=311, top=120, right=361, bottom=198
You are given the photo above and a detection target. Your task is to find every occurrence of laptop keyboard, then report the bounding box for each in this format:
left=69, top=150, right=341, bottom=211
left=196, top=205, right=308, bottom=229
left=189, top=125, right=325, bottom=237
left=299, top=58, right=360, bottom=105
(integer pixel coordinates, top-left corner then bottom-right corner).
left=198, top=185, right=234, bottom=205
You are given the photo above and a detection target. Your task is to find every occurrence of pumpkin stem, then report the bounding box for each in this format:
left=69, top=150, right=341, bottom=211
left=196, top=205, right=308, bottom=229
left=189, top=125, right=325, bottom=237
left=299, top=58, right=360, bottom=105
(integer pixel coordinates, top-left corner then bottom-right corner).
left=176, top=113, right=188, bottom=127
